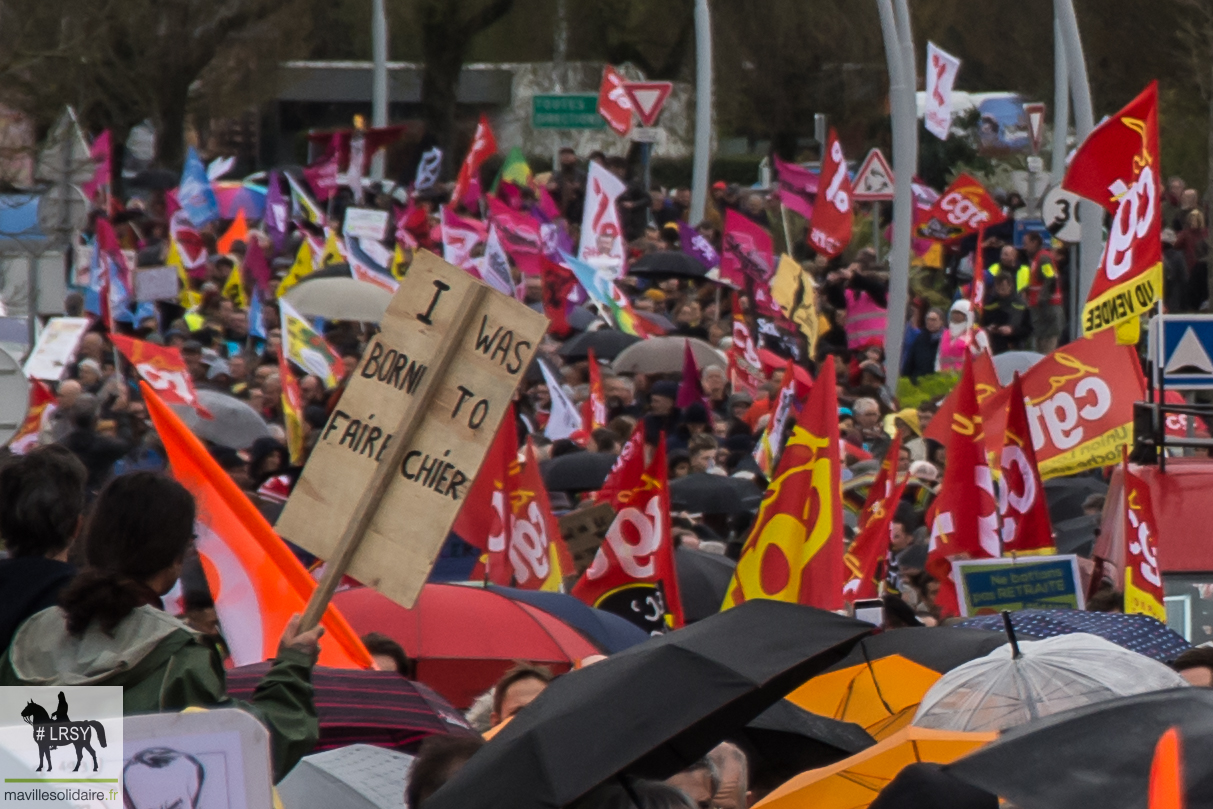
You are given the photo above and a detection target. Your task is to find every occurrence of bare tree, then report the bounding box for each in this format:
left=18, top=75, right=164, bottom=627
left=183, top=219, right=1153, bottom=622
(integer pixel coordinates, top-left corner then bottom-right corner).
left=1177, top=0, right=1213, bottom=205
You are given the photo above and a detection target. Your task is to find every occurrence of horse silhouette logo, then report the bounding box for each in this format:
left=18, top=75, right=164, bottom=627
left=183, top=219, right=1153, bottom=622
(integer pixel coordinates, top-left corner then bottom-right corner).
left=20, top=692, right=108, bottom=772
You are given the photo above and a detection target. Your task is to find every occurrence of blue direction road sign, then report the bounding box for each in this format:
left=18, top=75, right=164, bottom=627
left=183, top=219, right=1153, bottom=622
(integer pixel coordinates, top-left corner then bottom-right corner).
left=1155, top=315, right=1213, bottom=388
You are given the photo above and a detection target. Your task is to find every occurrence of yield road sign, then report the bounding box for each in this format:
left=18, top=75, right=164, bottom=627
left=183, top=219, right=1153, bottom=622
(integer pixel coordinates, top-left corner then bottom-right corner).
left=622, top=82, right=673, bottom=127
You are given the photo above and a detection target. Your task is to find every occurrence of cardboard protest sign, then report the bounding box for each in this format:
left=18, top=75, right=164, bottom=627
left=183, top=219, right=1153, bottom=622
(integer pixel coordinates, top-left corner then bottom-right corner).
left=22, top=316, right=91, bottom=380
left=277, top=250, right=548, bottom=611
left=559, top=502, right=617, bottom=576
left=952, top=555, right=1084, bottom=617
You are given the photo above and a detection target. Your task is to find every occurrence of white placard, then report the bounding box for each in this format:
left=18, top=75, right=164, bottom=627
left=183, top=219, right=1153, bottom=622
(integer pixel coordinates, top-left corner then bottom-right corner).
left=23, top=316, right=91, bottom=381
left=133, top=266, right=180, bottom=302
left=343, top=207, right=389, bottom=242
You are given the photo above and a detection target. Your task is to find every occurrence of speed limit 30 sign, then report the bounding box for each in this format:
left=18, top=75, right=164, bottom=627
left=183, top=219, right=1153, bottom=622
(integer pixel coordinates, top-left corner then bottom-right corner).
left=1041, top=186, right=1083, bottom=243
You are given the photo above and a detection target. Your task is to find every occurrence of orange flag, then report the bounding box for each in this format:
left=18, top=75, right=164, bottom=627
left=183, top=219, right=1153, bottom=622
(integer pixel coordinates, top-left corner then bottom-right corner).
left=1150, top=727, right=1185, bottom=809
left=143, top=382, right=370, bottom=668
left=724, top=355, right=844, bottom=611
left=1123, top=446, right=1166, bottom=621
left=217, top=208, right=249, bottom=254
left=843, top=433, right=907, bottom=604
left=926, top=352, right=1000, bottom=617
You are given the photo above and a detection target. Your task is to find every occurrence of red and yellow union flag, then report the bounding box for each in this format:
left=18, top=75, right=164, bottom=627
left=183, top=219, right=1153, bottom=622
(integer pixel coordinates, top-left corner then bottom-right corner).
left=1064, top=82, right=1162, bottom=341
left=724, top=356, right=843, bottom=611
left=1123, top=448, right=1166, bottom=621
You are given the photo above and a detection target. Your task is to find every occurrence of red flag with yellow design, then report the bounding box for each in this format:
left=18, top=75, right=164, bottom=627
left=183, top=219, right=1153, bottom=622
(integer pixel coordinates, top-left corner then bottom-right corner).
left=1123, top=446, right=1166, bottom=621
left=923, top=348, right=999, bottom=447
left=843, top=432, right=907, bottom=604
left=278, top=346, right=306, bottom=465
left=583, top=347, right=608, bottom=432
left=573, top=437, right=684, bottom=632
left=484, top=438, right=574, bottom=591
left=111, top=334, right=210, bottom=417
left=926, top=352, right=1001, bottom=617
left=723, top=355, right=844, bottom=611
left=1064, top=82, right=1162, bottom=341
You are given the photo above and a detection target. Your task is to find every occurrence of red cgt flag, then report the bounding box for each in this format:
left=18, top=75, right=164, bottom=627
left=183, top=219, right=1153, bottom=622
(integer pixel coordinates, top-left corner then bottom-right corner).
left=926, top=353, right=1001, bottom=617
left=1123, top=446, right=1166, bottom=621
left=724, top=355, right=844, bottom=611
left=597, top=66, right=634, bottom=136
left=574, top=435, right=684, bottom=632
left=1064, top=82, right=1162, bottom=340
left=487, top=439, right=574, bottom=591
left=582, top=347, right=608, bottom=432
left=997, top=374, right=1054, bottom=555
left=843, top=432, right=908, bottom=603
left=916, top=173, right=1007, bottom=242
left=111, top=334, right=209, bottom=417
left=923, top=349, right=1000, bottom=447
left=452, top=403, right=518, bottom=551
left=6, top=379, right=55, bottom=455
left=450, top=114, right=498, bottom=212
left=808, top=128, right=855, bottom=258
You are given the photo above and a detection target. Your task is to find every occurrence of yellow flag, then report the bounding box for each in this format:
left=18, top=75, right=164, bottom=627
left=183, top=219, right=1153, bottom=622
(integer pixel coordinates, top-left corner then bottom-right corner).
left=771, top=254, right=801, bottom=313
left=166, top=240, right=201, bottom=309
left=769, top=254, right=820, bottom=356
left=279, top=297, right=343, bottom=388
left=391, top=244, right=410, bottom=281
left=222, top=263, right=247, bottom=309
left=320, top=228, right=344, bottom=267
left=275, top=240, right=315, bottom=298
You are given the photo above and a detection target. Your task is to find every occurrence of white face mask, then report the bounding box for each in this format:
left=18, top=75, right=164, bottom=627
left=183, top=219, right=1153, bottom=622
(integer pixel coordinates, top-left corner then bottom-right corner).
left=949, top=320, right=967, bottom=337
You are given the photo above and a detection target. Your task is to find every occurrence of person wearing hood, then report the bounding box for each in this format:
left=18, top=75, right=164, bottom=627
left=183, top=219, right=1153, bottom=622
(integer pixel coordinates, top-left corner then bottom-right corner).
left=981, top=273, right=1033, bottom=354
left=936, top=300, right=989, bottom=373
left=902, top=307, right=944, bottom=381
left=0, top=472, right=322, bottom=781
left=0, top=447, right=87, bottom=653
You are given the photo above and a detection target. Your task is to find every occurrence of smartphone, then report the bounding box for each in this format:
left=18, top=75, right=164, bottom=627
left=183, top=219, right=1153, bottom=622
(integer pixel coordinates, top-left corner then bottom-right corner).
left=853, top=598, right=885, bottom=627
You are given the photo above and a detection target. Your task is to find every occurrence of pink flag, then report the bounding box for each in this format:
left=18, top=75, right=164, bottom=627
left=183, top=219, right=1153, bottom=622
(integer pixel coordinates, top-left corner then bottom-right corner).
left=244, top=237, right=272, bottom=293
left=774, top=156, right=817, bottom=221
left=82, top=131, right=112, bottom=204
left=441, top=207, right=487, bottom=271
left=488, top=197, right=545, bottom=275
left=721, top=209, right=775, bottom=287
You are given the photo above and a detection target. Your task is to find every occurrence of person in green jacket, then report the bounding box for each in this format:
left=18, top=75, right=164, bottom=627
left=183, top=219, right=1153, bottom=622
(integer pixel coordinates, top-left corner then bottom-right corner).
left=0, top=471, right=324, bottom=780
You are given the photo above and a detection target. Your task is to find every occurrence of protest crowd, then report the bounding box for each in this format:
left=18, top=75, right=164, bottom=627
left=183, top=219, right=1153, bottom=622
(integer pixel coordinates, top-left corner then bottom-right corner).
left=0, top=60, right=1208, bottom=809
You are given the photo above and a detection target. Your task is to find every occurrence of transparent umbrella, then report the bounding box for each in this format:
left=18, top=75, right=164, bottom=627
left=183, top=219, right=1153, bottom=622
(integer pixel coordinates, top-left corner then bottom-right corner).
left=913, top=627, right=1187, bottom=733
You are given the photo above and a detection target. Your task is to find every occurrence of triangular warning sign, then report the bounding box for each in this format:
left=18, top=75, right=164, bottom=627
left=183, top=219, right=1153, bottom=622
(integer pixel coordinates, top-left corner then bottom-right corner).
left=852, top=149, right=895, bottom=202
left=1024, top=102, right=1046, bottom=154
left=623, top=82, right=674, bottom=127
left=1166, top=326, right=1213, bottom=375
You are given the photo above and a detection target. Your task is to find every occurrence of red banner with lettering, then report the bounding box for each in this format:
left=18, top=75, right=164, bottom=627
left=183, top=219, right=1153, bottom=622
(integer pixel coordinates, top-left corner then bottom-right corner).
left=916, top=173, right=1007, bottom=242
left=997, top=375, right=1054, bottom=554
left=808, top=128, right=854, bottom=258
left=112, top=334, right=209, bottom=417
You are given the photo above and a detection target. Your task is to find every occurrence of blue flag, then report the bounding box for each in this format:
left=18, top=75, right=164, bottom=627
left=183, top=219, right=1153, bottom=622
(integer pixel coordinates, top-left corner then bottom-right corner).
left=179, top=147, right=219, bottom=228
left=248, top=293, right=267, bottom=339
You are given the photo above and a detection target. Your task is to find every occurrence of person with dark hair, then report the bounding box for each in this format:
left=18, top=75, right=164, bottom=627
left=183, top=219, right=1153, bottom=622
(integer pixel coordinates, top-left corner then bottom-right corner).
left=363, top=632, right=414, bottom=678
left=0, top=472, right=322, bottom=780
left=58, top=392, right=131, bottom=494
left=1172, top=646, right=1213, bottom=687
left=0, top=447, right=88, bottom=651
left=490, top=663, right=552, bottom=726
left=405, top=735, right=485, bottom=809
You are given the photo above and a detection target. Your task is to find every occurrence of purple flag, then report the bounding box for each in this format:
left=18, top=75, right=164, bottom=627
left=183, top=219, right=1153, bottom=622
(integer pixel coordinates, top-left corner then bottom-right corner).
left=264, top=171, right=289, bottom=254
left=244, top=237, right=272, bottom=292
left=774, top=156, right=818, bottom=220
left=679, top=220, right=720, bottom=269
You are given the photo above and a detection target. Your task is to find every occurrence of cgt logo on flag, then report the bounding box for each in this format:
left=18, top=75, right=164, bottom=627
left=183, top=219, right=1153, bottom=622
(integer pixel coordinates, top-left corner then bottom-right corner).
left=0, top=685, right=123, bottom=802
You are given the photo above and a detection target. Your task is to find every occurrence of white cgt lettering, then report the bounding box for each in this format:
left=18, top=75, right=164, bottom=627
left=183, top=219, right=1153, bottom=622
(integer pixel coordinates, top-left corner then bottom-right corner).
left=587, top=496, right=663, bottom=580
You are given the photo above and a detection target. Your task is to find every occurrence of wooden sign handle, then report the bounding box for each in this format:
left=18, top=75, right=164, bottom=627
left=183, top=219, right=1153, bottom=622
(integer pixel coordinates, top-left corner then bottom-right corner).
left=298, top=283, right=491, bottom=632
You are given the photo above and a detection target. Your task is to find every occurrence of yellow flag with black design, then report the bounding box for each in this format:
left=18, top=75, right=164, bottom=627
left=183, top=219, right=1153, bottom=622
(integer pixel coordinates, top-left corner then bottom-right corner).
left=275, top=240, right=315, bottom=298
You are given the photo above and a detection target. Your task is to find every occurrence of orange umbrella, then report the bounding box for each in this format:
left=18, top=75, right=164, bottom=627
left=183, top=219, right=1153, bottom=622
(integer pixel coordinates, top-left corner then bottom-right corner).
left=752, top=726, right=996, bottom=809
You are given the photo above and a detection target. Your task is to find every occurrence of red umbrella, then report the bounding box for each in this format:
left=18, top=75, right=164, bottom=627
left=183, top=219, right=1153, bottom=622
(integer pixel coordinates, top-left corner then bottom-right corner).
left=333, top=584, right=601, bottom=709
left=225, top=664, right=477, bottom=752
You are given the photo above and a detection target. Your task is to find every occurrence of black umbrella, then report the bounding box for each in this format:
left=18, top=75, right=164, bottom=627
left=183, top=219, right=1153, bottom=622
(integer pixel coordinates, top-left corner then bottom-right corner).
left=636, top=309, right=676, bottom=332
left=670, top=473, right=764, bottom=516
left=130, top=167, right=178, bottom=190
left=733, top=700, right=876, bottom=794
left=675, top=546, right=735, bottom=623
left=1053, top=513, right=1099, bottom=556
left=541, top=451, right=619, bottom=492
left=1044, top=475, right=1107, bottom=524
left=948, top=688, right=1213, bottom=809
left=557, top=329, right=642, bottom=362
left=628, top=250, right=709, bottom=279
left=424, top=601, right=874, bottom=809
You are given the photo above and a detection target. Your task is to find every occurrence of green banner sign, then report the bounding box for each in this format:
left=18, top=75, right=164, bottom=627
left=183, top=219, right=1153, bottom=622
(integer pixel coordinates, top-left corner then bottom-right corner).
left=531, top=94, right=604, bottom=130
left=953, top=555, right=1084, bottom=616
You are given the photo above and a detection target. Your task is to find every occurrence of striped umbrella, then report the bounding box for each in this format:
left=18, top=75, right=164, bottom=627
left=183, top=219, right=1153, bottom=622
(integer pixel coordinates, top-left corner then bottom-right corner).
left=226, top=664, right=478, bottom=753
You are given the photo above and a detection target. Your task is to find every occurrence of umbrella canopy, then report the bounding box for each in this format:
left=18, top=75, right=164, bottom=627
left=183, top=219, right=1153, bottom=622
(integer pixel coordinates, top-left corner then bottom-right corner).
left=752, top=726, right=996, bottom=809
left=991, top=350, right=1045, bottom=384
left=628, top=250, right=710, bottom=278
left=914, top=632, right=1189, bottom=733
left=1044, top=474, right=1107, bottom=524
left=484, top=584, right=651, bottom=653
left=611, top=336, right=724, bottom=375
left=423, top=601, right=874, bottom=809
left=284, top=276, right=393, bottom=322
left=333, top=584, right=601, bottom=709
left=1053, top=513, right=1099, bottom=556
left=954, top=609, right=1190, bottom=663
left=670, top=473, right=763, bottom=515
left=675, top=546, right=736, bottom=623
left=788, top=628, right=1008, bottom=740
left=635, top=309, right=676, bottom=333
left=226, top=664, right=476, bottom=753
left=557, top=329, right=642, bottom=362
left=541, top=451, right=618, bottom=492
left=948, top=688, right=1213, bottom=809
left=169, top=389, right=270, bottom=449
left=277, top=744, right=414, bottom=809
left=212, top=181, right=266, bottom=221
left=737, top=700, right=876, bottom=794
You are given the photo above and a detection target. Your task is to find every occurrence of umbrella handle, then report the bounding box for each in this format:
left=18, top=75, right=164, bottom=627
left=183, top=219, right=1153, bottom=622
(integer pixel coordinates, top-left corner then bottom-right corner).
left=1001, top=610, right=1023, bottom=659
